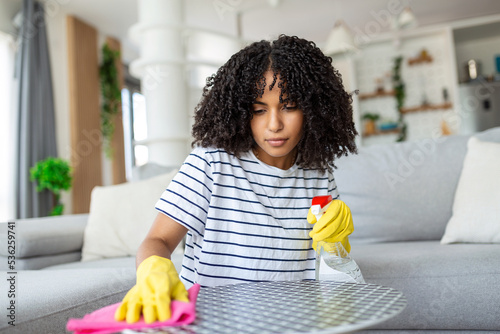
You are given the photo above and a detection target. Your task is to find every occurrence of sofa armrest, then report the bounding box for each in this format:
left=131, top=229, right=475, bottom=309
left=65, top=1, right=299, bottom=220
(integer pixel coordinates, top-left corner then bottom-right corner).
left=0, top=214, right=89, bottom=258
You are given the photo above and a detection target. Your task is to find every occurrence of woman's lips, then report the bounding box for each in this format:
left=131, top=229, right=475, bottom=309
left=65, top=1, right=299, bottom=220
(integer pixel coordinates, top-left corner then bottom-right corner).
left=266, top=138, right=288, bottom=147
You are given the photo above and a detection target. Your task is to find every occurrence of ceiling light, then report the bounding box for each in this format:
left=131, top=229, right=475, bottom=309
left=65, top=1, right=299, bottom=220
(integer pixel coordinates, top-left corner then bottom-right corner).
left=267, top=0, right=281, bottom=7
left=323, top=20, right=357, bottom=56
left=395, top=7, right=417, bottom=30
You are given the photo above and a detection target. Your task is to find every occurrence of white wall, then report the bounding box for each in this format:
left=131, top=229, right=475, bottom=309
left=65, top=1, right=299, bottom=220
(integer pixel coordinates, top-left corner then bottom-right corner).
left=46, top=9, right=69, bottom=163
left=331, top=57, right=362, bottom=146
left=354, top=28, right=458, bottom=146
left=45, top=7, right=73, bottom=213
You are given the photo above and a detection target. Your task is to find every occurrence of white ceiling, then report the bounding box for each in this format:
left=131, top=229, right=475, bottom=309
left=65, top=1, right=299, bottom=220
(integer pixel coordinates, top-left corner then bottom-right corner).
left=2, top=0, right=500, bottom=63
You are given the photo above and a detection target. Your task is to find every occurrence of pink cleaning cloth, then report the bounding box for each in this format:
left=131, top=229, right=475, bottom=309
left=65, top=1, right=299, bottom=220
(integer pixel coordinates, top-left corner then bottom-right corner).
left=67, top=284, right=200, bottom=334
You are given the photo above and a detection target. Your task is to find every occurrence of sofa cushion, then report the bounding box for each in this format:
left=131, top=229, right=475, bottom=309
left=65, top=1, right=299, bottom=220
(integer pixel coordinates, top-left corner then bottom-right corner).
left=0, top=214, right=88, bottom=258
left=335, top=127, right=500, bottom=244
left=350, top=241, right=500, bottom=330
left=42, top=256, right=136, bottom=270
left=81, top=169, right=178, bottom=261
left=441, top=137, right=500, bottom=244
left=0, top=252, right=82, bottom=270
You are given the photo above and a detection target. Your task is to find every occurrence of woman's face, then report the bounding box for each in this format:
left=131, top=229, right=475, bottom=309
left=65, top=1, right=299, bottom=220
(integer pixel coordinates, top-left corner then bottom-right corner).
left=250, top=70, right=304, bottom=170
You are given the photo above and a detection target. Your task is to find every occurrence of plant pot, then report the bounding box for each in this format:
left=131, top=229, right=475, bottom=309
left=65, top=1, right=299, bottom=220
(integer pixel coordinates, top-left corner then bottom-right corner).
left=364, top=120, right=376, bottom=135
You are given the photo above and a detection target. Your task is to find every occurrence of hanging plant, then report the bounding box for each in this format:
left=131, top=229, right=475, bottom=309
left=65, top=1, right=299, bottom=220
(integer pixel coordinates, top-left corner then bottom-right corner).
left=392, top=56, right=407, bottom=142
left=30, top=157, right=72, bottom=216
left=99, top=43, right=122, bottom=158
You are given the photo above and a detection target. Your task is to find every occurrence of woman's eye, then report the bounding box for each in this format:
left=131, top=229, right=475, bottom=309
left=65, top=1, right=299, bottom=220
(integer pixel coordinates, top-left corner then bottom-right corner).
left=252, top=109, right=265, bottom=114
left=284, top=105, right=297, bottom=110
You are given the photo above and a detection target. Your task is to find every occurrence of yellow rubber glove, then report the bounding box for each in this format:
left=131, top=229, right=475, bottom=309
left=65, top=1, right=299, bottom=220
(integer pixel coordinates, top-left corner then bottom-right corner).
left=114, top=255, right=189, bottom=324
left=307, top=199, right=354, bottom=253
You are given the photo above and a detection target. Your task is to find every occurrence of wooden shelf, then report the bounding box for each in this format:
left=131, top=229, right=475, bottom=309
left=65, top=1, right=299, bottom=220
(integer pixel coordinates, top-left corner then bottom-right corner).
left=400, top=102, right=453, bottom=114
left=408, top=49, right=433, bottom=65
left=408, top=55, right=433, bottom=65
left=363, top=128, right=400, bottom=138
left=359, top=90, right=395, bottom=100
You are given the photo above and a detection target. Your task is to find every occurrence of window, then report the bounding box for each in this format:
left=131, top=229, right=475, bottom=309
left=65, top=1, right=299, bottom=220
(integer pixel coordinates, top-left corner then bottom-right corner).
left=131, top=91, right=148, bottom=166
left=121, top=66, right=149, bottom=181
left=0, top=32, right=16, bottom=220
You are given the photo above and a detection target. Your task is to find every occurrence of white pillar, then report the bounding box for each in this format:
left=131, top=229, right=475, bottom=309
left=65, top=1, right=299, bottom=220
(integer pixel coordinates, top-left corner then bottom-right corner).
left=129, top=0, right=188, bottom=167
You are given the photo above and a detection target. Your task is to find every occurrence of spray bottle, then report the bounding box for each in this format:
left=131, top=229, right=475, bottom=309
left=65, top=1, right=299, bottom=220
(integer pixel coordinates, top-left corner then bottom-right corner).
left=311, top=195, right=365, bottom=283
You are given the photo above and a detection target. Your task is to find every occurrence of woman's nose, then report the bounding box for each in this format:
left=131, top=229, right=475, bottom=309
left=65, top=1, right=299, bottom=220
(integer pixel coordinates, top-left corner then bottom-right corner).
left=267, top=110, right=283, bottom=132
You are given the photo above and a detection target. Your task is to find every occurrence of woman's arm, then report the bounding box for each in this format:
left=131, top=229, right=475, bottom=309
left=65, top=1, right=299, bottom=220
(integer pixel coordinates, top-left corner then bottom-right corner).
left=136, top=212, right=188, bottom=268
left=116, top=212, right=189, bottom=323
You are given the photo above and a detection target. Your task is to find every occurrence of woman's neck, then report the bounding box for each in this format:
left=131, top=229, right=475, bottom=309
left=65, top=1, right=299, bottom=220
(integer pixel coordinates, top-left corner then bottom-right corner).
left=252, top=147, right=298, bottom=170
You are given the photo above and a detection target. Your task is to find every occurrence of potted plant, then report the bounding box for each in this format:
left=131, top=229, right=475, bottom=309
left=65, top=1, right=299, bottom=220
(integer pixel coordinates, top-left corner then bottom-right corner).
left=362, top=112, right=380, bottom=136
left=30, top=157, right=72, bottom=216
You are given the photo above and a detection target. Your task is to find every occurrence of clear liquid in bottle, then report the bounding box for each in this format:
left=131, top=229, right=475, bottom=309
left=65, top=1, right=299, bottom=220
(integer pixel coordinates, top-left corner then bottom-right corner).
left=315, top=241, right=365, bottom=283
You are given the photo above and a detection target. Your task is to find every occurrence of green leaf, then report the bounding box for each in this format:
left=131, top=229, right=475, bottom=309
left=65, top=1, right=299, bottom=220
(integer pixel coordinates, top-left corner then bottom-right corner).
left=30, top=157, right=72, bottom=216
left=50, top=204, right=64, bottom=216
left=99, top=42, right=122, bottom=159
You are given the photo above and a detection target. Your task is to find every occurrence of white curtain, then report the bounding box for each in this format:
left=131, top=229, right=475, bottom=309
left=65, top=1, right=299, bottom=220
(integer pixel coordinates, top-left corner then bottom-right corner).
left=0, top=31, right=16, bottom=221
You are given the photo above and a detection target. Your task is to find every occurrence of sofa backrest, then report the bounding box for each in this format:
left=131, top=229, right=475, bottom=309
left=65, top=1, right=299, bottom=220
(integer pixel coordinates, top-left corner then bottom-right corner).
left=334, top=127, right=500, bottom=244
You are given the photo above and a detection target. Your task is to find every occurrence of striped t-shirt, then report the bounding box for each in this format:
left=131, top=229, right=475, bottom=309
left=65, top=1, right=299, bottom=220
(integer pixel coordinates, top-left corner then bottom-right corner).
left=155, top=146, right=339, bottom=288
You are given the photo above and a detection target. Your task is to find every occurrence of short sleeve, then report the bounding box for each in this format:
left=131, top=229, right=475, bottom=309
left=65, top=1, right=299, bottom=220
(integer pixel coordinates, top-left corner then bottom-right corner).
left=155, top=147, right=213, bottom=237
left=329, top=170, right=340, bottom=200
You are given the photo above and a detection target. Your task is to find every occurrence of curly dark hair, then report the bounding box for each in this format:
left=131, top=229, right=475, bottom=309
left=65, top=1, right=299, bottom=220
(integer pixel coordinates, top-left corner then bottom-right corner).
left=192, top=34, right=358, bottom=171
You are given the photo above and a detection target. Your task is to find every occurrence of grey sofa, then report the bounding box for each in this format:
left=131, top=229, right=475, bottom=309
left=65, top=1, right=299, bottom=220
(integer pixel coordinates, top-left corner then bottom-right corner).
left=341, top=126, right=500, bottom=333
left=1, top=127, right=499, bottom=333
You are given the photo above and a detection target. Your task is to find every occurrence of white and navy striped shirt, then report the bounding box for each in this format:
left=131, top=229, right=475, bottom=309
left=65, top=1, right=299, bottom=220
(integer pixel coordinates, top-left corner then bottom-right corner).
left=155, top=146, right=339, bottom=288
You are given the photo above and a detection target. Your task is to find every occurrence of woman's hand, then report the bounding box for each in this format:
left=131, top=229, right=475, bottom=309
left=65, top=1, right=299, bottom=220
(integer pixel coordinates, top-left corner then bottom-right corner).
left=115, top=255, right=189, bottom=324
left=307, top=200, right=354, bottom=253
